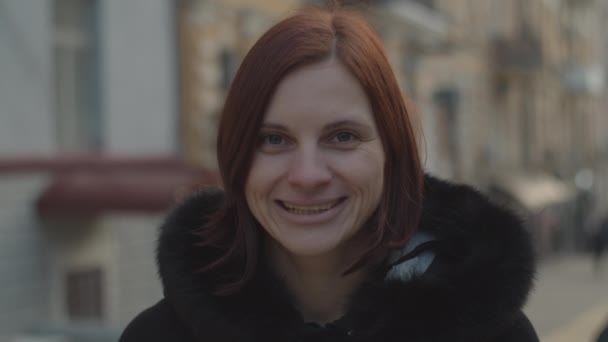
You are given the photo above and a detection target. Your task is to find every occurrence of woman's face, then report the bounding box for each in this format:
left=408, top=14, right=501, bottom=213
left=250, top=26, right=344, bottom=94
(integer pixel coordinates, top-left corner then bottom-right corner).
left=245, top=59, right=385, bottom=258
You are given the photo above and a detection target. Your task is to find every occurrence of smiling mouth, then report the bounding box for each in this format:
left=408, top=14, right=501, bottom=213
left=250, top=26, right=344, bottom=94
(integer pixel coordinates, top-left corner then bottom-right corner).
left=277, top=198, right=346, bottom=215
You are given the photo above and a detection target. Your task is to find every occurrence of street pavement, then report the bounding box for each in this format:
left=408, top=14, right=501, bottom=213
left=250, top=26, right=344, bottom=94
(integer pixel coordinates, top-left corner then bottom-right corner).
left=525, top=253, right=608, bottom=341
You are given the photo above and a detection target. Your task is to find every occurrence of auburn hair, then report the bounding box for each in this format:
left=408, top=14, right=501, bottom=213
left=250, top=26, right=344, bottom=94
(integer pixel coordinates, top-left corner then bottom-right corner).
left=196, top=5, right=423, bottom=295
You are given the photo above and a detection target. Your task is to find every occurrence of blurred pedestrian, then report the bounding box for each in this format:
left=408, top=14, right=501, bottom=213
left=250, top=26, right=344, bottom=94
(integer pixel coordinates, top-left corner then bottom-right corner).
left=119, top=4, right=538, bottom=342
left=592, top=216, right=608, bottom=274
left=596, top=320, right=608, bottom=342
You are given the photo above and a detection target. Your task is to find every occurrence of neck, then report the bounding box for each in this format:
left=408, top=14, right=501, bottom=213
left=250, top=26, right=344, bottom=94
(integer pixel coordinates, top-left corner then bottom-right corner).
left=265, top=238, right=369, bottom=324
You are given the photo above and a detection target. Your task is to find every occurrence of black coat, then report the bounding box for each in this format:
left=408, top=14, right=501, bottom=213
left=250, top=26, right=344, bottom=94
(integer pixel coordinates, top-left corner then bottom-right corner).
left=120, top=175, right=539, bottom=342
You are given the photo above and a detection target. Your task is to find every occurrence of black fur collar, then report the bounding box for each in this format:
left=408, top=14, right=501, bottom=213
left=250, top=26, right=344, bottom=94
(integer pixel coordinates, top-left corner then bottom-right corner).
left=156, top=174, right=535, bottom=341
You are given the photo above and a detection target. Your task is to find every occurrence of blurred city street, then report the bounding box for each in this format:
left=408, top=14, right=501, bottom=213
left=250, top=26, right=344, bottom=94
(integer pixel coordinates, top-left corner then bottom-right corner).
left=526, top=253, right=608, bottom=342
left=1, top=0, right=608, bottom=340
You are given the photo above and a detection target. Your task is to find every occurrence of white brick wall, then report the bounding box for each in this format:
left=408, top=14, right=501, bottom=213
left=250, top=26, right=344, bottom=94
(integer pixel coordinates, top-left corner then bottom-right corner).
left=111, top=214, right=164, bottom=327
left=45, top=217, right=112, bottom=325
left=41, top=212, right=164, bottom=331
left=0, top=1, right=54, bottom=155
left=0, top=175, right=51, bottom=339
left=101, top=0, right=177, bottom=155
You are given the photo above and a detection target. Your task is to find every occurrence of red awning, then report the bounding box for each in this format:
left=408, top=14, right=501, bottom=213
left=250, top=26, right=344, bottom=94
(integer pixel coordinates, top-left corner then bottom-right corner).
left=0, top=155, right=219, bottom=217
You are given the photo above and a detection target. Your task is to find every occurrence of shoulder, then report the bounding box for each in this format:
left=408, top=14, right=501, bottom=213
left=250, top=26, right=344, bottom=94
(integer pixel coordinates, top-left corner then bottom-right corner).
left=159, top=187, right=225, bottom=239
left=492, top=311, right=539, bottom=342
left=421, top=174, right=534, bottom=273
left=395, top=175, right=538, bottom=340
left=119, top=299, right=195, bottom=342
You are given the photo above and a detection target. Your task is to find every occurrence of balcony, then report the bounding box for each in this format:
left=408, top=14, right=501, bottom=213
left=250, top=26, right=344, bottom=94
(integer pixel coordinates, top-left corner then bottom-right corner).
left=561, top=64, right=605, bottom=96
left=492, top=34, right=542, bottom=72
left=376, top=0, right=448, bottom=49
left=565, top=0, right=596, bottom=7
left=0, top=156, right=219, bottom=217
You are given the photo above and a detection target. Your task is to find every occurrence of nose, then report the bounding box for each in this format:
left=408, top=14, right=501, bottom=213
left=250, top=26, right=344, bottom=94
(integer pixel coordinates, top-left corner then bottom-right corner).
left=287, top=146, right=332, bottom=189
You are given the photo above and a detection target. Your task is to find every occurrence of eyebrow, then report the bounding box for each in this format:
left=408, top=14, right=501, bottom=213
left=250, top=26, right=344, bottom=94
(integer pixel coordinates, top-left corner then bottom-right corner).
left=259, top=123, right=290, bottom=132
left=323, top=120, right=372, bottom=132
left=260, top=119, right=372, bottom=132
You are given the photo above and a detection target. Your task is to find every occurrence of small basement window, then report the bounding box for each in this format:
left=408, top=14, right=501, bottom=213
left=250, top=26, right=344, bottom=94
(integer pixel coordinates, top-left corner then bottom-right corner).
left=66, top=267, right=104, bottom=320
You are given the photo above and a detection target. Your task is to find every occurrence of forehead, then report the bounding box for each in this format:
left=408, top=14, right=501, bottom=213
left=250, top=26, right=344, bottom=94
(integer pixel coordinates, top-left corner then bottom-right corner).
left=264, top=60, right=375, bottom=125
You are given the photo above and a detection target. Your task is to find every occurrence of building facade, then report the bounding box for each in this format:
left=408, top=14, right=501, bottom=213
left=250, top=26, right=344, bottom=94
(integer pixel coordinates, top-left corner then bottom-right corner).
left=1, top=0, right=607, bottom=340
left=0, top=0, right=179, bottom=340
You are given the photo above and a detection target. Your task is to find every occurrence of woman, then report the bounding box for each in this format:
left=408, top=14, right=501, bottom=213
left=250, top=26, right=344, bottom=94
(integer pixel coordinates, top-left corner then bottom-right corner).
left=120, top=6, right=538, bottom=342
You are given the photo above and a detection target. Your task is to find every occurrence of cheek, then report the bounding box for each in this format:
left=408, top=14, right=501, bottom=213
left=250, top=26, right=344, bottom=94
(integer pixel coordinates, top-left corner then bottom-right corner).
left=331, top=147, right=385, bottom=204
left=245, top=157, right=274, bottom=230
left=245, top=155, right=285, bottom=201
left=344, top=148, right=384, bottom=185
left=360, top=162, right=384, bottom=209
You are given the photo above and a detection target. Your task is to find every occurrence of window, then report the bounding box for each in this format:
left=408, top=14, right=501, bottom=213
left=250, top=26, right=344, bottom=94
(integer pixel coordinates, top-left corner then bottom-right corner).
left=53, top=0, right=102, bottom=151
left=410, top=0, right=436, bottom=10
left=433, top=88, right=461, bottom=178
left=66, top=267, right=104, bottom=320
left=219, top=48, right=237, bottom=91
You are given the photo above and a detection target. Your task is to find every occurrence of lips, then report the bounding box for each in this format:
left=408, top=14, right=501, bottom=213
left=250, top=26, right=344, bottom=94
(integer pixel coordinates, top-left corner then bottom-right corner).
left=277, top=198, right=346, bottom=215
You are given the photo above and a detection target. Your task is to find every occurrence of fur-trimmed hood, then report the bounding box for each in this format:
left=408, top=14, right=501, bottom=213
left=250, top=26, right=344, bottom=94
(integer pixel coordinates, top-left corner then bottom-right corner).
left=154, top=174, right=536, bottom=341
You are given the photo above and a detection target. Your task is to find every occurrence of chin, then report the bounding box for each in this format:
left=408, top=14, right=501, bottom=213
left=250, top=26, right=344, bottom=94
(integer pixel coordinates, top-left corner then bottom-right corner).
left=280, top=238, right=341, bottom=257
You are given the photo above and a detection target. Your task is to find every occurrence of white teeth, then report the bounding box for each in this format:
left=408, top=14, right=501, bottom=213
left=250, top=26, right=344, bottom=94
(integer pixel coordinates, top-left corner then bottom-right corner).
left=282, top=200, right=340, bottom=214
